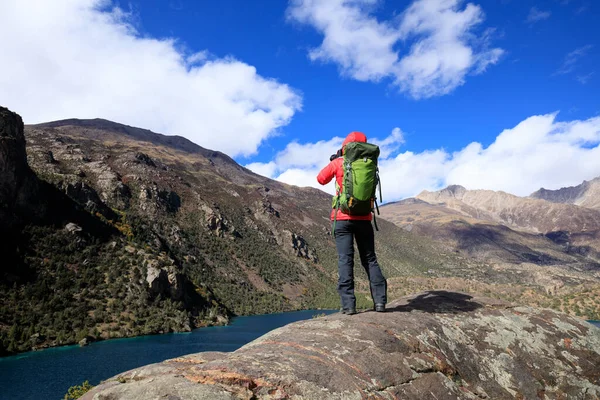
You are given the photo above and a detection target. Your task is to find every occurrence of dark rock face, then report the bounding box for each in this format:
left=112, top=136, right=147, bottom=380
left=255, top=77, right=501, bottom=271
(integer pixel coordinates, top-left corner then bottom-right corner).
left=82, top=292, right=600, bottom=400
left=290, top=231, right=318, bottom=262
left=0, top=108, right=117, bottom=284
left=134, top=152, right=156, bottom=167
left=0, top=107, right=112, bottom=231
left=62, top=181, right=116, bottom=218
left=0, top=106, right=47, bottom=226
left=0, top=107, right=27, bottom=187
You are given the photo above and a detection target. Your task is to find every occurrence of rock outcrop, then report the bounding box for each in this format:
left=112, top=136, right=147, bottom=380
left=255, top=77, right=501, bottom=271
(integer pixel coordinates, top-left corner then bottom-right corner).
left=0, top=106, right=48, bottom=226
left=82, top=291, right=600, bottom=400
left=0, top=107, right=117, bottom=234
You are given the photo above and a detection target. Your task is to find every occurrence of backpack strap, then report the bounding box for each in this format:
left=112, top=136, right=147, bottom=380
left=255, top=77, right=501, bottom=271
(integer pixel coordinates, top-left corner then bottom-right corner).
left=332, top=182, right=341, bottom=237
left=372, top=210, right=379, bottom=232
left=377, top=169, right=382, bottom=206
left=374, top=170, right=381, bottom=232
left=332, top=198, right=340, bottom=237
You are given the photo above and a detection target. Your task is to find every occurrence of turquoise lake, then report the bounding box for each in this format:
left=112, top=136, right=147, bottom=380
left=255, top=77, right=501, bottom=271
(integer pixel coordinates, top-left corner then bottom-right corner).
left=0, top=315, right=598, bottom=400
left=0, top=309, right=336, bottom=400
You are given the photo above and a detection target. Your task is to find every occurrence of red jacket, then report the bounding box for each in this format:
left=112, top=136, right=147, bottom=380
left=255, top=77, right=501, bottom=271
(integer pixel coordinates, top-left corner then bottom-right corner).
left=317, top=132, right=372, bottom=221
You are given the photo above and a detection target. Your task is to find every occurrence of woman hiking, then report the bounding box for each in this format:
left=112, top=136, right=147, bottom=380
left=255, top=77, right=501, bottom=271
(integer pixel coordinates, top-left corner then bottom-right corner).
left=317, top=131, right=387, bottom=315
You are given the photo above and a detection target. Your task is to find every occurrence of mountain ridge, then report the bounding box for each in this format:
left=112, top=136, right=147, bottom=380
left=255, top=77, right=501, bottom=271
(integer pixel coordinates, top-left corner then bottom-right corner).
left=416, top=184, right=600, bottom=235
left=530, top=176, right=600, bottom=210
left=2, top=107, right=456, bottom=355
left=2, top=107, right=600, bottom=357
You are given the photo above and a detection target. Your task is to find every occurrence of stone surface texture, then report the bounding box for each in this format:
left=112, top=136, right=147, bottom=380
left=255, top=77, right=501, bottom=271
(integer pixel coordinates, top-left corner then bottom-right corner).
left=82, top=291, right=600, bottom=400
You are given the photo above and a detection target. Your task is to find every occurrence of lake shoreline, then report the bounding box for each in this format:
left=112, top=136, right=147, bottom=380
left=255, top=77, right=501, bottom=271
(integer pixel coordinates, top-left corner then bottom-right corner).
left=0, top=307, right=336, bottom=360
left=0, top=309, right=338, bottom=400
left=3, top=311, right=599, bottom=361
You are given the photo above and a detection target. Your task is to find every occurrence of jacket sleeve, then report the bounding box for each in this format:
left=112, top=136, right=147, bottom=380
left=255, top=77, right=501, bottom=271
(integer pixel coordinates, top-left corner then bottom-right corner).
left=317, top=161, right=336, bottom=185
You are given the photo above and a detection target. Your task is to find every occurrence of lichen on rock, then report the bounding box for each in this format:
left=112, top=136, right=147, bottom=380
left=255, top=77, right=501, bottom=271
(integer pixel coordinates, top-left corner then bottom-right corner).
left=81, top=291, right=600, bottom=400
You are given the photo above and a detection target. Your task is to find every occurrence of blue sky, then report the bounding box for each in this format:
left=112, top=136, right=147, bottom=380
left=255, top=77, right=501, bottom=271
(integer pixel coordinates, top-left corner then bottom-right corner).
left=137, top=0, right=598, bottom=152
left=1, top=0, right=599, bottom=200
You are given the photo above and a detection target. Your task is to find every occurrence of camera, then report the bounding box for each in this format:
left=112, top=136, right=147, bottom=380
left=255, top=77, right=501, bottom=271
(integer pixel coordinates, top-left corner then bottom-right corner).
left=329, top=148, right=343, bottom=161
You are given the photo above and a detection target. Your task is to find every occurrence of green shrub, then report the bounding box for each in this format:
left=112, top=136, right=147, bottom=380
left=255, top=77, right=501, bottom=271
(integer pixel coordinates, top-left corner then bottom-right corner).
left=63, top=380, right=93, bottom=399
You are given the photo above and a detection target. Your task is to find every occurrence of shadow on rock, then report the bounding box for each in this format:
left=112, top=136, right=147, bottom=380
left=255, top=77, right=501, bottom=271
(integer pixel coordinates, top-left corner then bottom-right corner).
left=387, top=290, right=483, bottom=314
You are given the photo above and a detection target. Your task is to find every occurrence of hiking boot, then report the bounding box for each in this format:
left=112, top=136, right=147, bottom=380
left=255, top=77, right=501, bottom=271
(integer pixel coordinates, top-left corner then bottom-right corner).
left=341, top=308, right=357, bottom=315
left=375, top=303, right=386, bottom=313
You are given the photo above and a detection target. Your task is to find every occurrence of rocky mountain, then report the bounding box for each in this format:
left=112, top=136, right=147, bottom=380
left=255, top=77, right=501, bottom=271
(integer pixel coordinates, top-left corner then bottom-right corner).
left=379, top=197, right=594, bottom=265
left=530, top=177, right=600, bottom=210
left=81, top=291, right=600, bottom=400
left=2, top=105, right=600, bottom=357
left=413, top=184, right=600, bottom=262
left=0, top=107, right=452, bottom=356
left=416, top=184, right=600, bottom=235
left=380, top=190, right=600, bottom=322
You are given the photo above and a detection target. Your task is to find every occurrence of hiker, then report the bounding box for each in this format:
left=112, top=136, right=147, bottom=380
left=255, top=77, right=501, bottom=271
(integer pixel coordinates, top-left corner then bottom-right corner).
left=317, top=131, right=387, bottom=315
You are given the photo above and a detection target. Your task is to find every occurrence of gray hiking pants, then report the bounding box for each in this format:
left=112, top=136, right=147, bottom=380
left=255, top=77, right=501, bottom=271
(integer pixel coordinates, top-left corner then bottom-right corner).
left=334, top=220, right=387, bottom=310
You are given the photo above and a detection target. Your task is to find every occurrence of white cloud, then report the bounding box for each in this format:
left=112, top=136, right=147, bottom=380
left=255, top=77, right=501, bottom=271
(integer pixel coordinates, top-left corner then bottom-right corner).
left=246, top=127, right=407, bottom=195
left=0, top=0, right=302, bottom=158
left=278, top=167, right=325, bottom=189
left=526, top=7, right=551, bottom=23
left=248, top=114, right=600, bottom=201
left=187, top=51, right=211, bottom=65
left=554, top=45, right=594, bottom=76
left=245, top=161, right=278, bottom=178
left=288, top=0, right=401, bottom=82
left=442, top=115, right=600, bottom=196
left=576, top=72, right=594, bottom=85
left=274, top=136, right=345, bottom=170
left=371, top=127, right=405, bottom=158
left=287, top=0, right=503, bottom=99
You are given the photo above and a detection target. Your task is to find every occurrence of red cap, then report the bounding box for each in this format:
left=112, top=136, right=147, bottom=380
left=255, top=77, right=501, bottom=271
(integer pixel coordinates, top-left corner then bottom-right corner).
left=342, top=131, right=367, bottom=149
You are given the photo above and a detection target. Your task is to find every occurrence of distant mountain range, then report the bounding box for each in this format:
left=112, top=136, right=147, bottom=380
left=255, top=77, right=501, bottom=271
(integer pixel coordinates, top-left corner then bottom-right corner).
left=530, top=177, right=600, bottom=210
left=380, top=180, right=600, bottom=321
left=415, top=184, right=600, bottom=235
left=1, top=105, right=599, bottom=356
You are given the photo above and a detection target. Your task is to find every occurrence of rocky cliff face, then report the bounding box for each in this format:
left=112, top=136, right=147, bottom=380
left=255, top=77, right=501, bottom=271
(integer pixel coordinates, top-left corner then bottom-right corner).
left=0, top=109, right=236, bottom=354
left=81, top=291, right=600, bottom=400
left=0, top=107, right=118, bottom=236
left=531, top=177, right=600, bottom=210
left=0, top=106, right=47, bottom=227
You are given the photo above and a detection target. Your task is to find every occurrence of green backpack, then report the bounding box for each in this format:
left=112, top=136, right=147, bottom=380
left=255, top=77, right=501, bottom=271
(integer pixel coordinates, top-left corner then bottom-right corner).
left=332, top=141, right=382, bottom=234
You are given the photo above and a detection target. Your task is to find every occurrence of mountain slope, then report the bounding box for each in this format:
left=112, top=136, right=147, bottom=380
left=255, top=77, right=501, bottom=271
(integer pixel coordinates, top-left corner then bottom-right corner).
left=380, top=197, right=600, bottom=269
left=530, top=177, right=600, bottom=210
left=379, top=195, right=600, bottom=321
left=416, top=184, right=600, bottom=235
left=1, top=108, right=452, bottom=355
left=2, top=106, right=600, bottom=356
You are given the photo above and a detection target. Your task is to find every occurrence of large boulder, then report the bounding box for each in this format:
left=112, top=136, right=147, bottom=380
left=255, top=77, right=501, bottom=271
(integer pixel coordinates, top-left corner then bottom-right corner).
left=82, top=291, right=600, bottom=399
